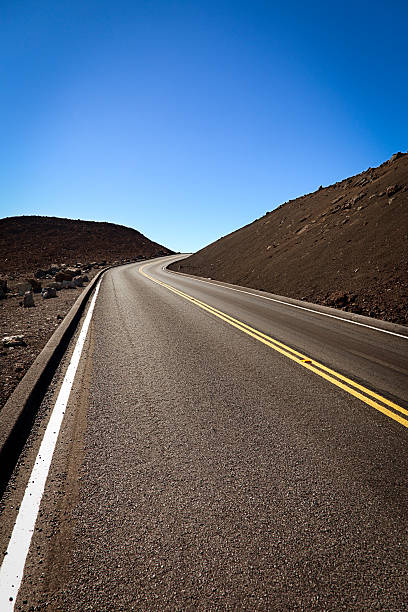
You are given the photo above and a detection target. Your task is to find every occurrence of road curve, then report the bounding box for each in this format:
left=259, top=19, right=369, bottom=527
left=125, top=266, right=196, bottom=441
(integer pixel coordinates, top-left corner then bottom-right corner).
left=158, top=256, right=408, bottom=412
left=2, top=255, right=408, bottom=610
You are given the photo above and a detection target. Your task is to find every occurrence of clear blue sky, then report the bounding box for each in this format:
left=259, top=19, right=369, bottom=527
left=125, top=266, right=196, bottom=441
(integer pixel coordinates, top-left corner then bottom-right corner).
left=1, top=1, right=407, bottom=252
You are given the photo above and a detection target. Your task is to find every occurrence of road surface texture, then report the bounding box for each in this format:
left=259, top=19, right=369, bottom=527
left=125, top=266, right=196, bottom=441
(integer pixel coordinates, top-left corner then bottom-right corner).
left=1, top=255, right=407, bottom=611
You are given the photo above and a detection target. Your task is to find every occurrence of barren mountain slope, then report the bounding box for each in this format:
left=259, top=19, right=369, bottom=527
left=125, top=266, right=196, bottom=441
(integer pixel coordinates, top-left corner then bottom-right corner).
left=0, top=216, right=173, bottom=275
left=170, top=153, right=408, bottom=325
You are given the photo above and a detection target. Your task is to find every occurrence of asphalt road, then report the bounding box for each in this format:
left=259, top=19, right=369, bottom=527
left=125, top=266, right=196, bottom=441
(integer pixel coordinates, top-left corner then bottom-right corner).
left=2, top=255, right=408, bottom=610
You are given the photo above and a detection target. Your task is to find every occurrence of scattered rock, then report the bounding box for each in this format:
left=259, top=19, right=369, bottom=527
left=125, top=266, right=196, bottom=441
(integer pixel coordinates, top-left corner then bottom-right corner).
left=35, top=269, right=48, bottom=279
left=0, top=264, right=100, bottom=411
left=55, top=271, right=74, bottom=282
left=26, top=278, right=42, bottom=293
left=42, top=287, right=57, bottom=299
left=0, top=285, right=5, bottom=300
left=62, top=279, right=76, bottom=289
left=66, top=267, right=80, bottom=277
left=48, top=281, right=63, bottom=291
left=35, top=265, right=61, bottom=277
left=73, top=276, right=83, bottom=287
left=23, top=291, right=35, bottom=307
left=386, top=184, right=401, bottom=197
left=388, top=152, right=405, bottom=163
left=352, top=192, right=367, bottom=204
left=355, top=176, right=369, bottom=187
left=2, top=335, right=26, bottom=347
left=16, top=282, right=32, bottom=296
left=73, top=275, right=88, bottom=287
left=0, top=279, right=8, bottom=293
left=55, top=268, right=80, bottom=282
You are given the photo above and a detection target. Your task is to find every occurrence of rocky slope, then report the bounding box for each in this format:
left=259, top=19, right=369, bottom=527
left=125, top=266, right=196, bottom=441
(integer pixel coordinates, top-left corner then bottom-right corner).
left=170, top=152, right=408, bottom=325
left=0, top=216, right=173, bottom=275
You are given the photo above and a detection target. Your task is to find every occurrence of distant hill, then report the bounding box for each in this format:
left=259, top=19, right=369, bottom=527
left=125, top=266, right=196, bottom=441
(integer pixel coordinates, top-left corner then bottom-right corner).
left=170, top=152, right=408, bottom=325
left=0, top=216, right=173, bottom=274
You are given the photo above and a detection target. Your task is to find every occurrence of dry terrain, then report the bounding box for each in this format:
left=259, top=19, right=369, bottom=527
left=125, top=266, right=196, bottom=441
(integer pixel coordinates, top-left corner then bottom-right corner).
left=0, top=216, right=172, bottom=410
left=170, top=152, right=408, bottom=325
left=0, top=270, right=98, bottom=411
left=0, top=215, right=172, bottom=275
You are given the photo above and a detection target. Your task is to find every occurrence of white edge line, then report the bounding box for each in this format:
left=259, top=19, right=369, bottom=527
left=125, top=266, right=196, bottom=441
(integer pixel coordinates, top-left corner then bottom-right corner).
left=0, top=279, right=102, bottom=611
left=162, top=266, right=408, bottom=340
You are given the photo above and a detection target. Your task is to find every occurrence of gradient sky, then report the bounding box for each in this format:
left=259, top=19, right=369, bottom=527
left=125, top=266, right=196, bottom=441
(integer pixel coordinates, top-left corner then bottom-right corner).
left=1, top=1, right=407, bottom=252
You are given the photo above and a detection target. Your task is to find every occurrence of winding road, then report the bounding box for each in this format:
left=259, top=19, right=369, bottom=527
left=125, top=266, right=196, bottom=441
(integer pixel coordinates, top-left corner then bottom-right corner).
left=1, top=255, right=407, bottom=610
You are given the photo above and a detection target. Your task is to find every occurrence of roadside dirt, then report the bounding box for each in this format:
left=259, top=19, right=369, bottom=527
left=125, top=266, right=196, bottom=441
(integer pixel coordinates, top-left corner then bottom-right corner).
left=170, top=152, right=408, bottom=326
left=0, top=270, right=98, bottom=412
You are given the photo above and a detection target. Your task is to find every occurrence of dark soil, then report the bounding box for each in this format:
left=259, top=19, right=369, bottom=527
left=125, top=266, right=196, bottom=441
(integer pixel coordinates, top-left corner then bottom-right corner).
left=170, top=152, right=408, bottom=326
left=0, top=216, right=173, bottom=275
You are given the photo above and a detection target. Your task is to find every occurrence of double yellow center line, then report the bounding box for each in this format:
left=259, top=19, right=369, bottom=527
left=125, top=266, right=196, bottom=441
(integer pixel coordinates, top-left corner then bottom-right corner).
left=140, top=265, right=408, bottom=429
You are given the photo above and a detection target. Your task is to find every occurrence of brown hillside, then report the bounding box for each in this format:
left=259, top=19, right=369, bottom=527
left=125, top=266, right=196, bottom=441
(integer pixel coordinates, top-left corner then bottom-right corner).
left=171, top=153, right=408, bottom=325
left=0, top=216, right=173, bottom=275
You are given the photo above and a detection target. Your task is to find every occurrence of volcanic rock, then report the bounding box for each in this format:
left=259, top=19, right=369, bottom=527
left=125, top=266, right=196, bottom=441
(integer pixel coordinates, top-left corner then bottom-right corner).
left=42, top=287, right=57, bottom=299
left=55, top=271, right=74, bottom=282
left=389, top=152, right=404, bottom=163
left=66, top=268, right=79, bottom=278
left=27, top=278, right=42, bottom=293
left=2, top=335, right=26, bottom=347
left=47, top=281, right=63, bottom=291
left=23, top=291, right=35, bottom=307
left=35, top=268, right=48, bottom=279
left=73, top=276, right=83, bottom=287
left=62, top=280, right=76, bottom=289
left=17, top=282, right=32, bottom=296
left=386, top=184, right=400, bottom=197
